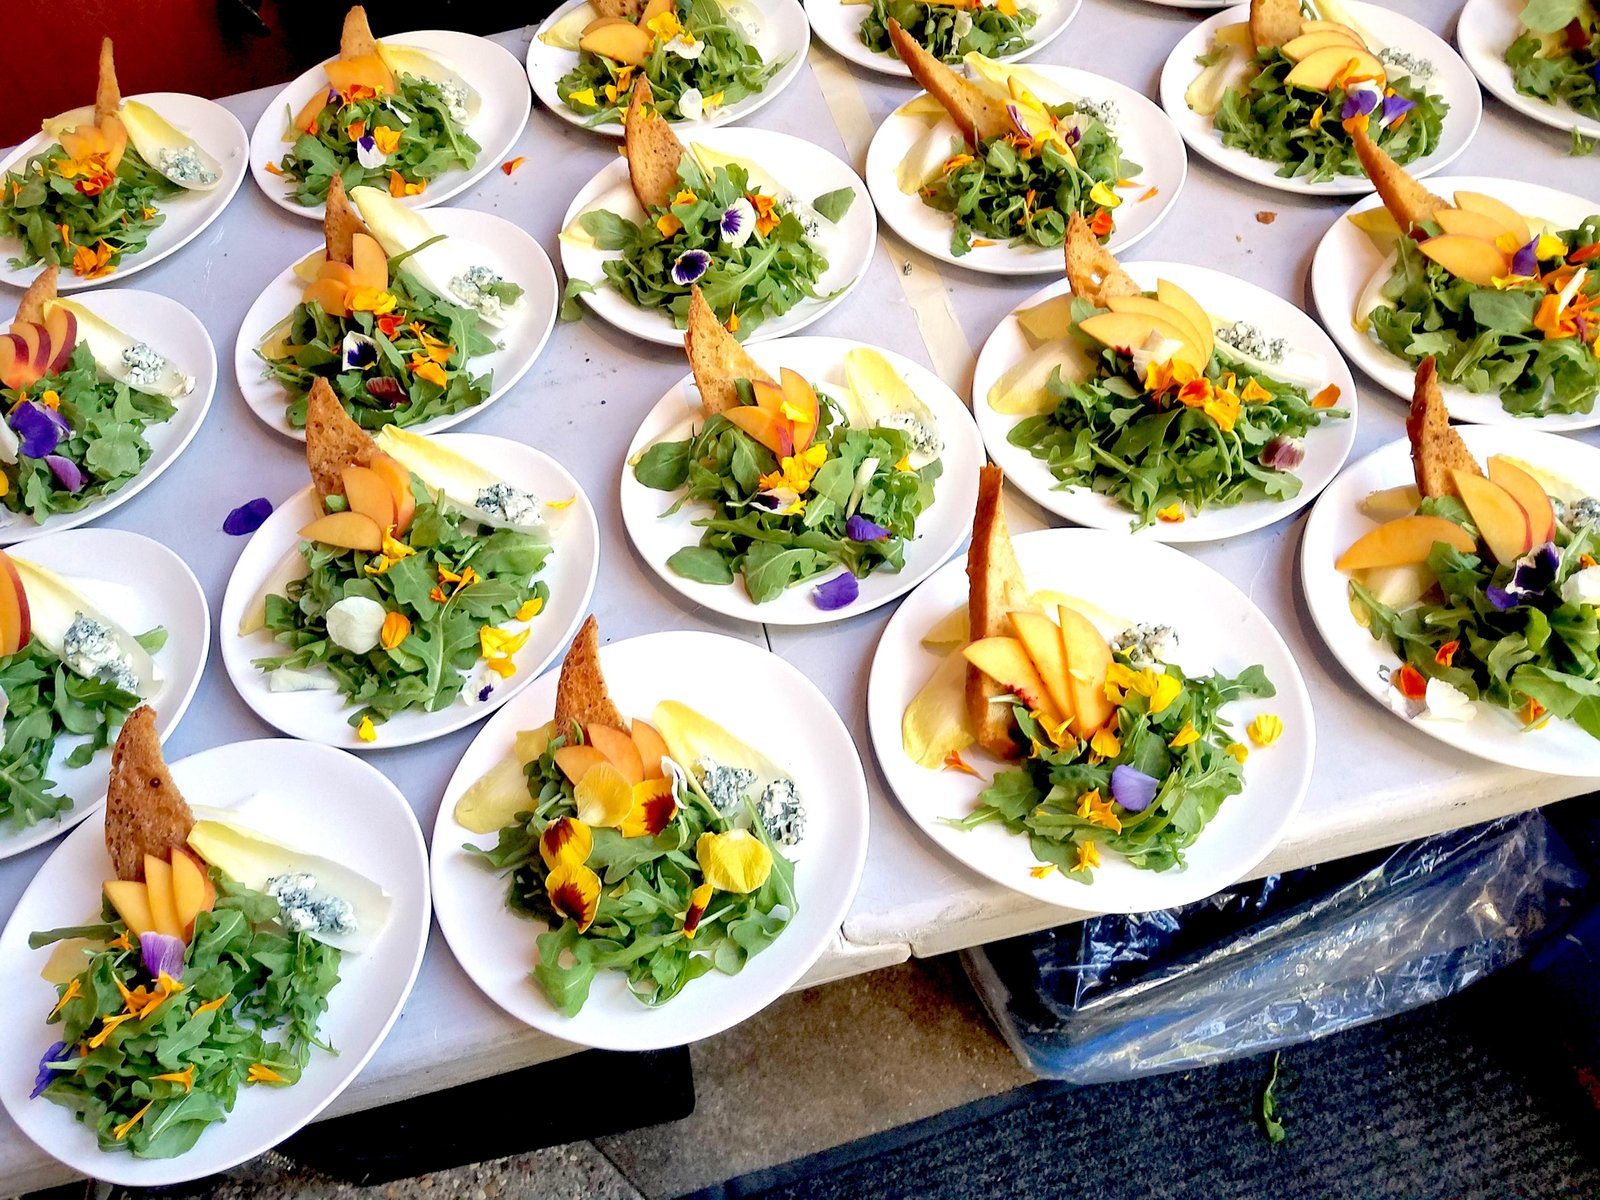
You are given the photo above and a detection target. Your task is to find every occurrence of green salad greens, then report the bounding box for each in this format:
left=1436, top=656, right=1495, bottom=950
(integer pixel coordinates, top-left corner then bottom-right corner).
left=275, top=76, right=478, bottom=207
left=30, top=874, right=341, bottom=1159
left=633, top=378, right=940, bottom=604
left=1, top=344, right=177, bottom=524
left=259, top=258, right=507, bottom=432
left=1364, top=216, right=1600, bottom=417
left=0, top=629, right=162, bottom=830
left=566, top=155, right=850, bottom=338
left=1507, top=0, right=1600, bottom=122
left=0, top=143, right=178, bottom=279
left=255, top=482, right=551, bottom=731
left=1211, top=52, right=1447, bottom=183
left=557, top=0, right=785, bottom=126
left=471, top=721, right=797, bottom=1016
left=950, top=657, right=1276, bottom=879
left=919, top=103, right=1136, bottom=256
left=859, top=0, right=1038, bottom=63
left=1350, top=496, right=1600, bottom=740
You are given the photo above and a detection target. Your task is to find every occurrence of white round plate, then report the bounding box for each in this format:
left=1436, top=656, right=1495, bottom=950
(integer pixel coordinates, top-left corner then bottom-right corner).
left=528, top=0, right=809, bottom=137
left=805, top=0, right=1082, bottom=79
left=0, top=739, right=430, bottom=1186
left=249, top=30, right=531, bottom=219
left=865, top=66, right=1186, bottom=276
left=1459, top=0, right=1600, bottom=140
left=1310, top=175, right=1600, bottom=430
left=1303, top=428, right=1600, bottom=777
left=621, top=336, right=982, bottom=625
left=0, top=94, right=248, bottom=292
left=972, top=262, right=1359, bottom=543
left=560, top=127, right=876, bottom=346
left=220, top=434, right=600, bottom=750
left=234, top=207, right=558, bottom=442
left=1158, top=2, right=1482, bottom=196
left=0, top=529, right=208, bottom=861
left=433, top=630, right=869, bottom=1050
left=867, top=528, right=1315, bottom=912
left=0, top=289, right=216, bottom=545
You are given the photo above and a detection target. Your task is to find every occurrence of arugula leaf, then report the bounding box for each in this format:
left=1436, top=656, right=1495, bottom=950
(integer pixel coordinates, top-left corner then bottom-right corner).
left=857, top=0, right=1037, bottom=62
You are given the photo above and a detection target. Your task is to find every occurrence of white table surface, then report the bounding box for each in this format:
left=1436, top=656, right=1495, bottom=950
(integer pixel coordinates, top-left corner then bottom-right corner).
left=4, top=3, right=1597, bottom=1190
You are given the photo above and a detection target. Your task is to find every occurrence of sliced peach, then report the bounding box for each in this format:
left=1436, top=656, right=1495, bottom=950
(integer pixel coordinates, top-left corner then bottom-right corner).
left=1281, top=29, right=1365, bottom=60
left=639, top=0, right=674, bottom=24
left=1418, top=235, right=1510, bottom=287
left=580, top=15, right=633, bottom=35
left=1336, top=515, right=1479, bottom=572
left=1008, top=611, right=1076, bottom=730
left=962, top=636, right=1067, bottom=728
left=58, top=124, right=106, bottom=161
left=316, top=260, right=358, bottom=286
left=368, top=454, right=416, bottom=534
left=0, top=550, right=31, bottom=655
left=1078, top=310, right=1205, bottom=372
left=778, top=368, right=819, bottom=452
left=1452, top=192, right=1530, bottom=246
left=587, top=724, right=645, bottom=785
left=43, top=306, right=76, bottom=373
left=724, top=406, right=796, bottom=459
left=1452, top=470, right=1532, bottom=566
left=299, top=510, right=383, bottom=552
left=1284, top=46, right=1385, bottom=92
left=554, top=744, right=609, bottom=787
left=9, top=323, right=50, bottom=376
left=99, top=114, right=127, bottom=172
left=302, top=277, right=351, bottom=318
left=751, top=379, right=787, bottom=415
left=342, top=464, right=397, bottom=528
left=1433, top=208, right=1513, bottom=243
left=325, top=53, right=394, bottom=96
left=0, top=337, right=35, bottom=391
left=352, top=233, right=388, bottom=291
left=290, top=88, right=331, bottom=137
left=630, top=719, right=669, bottom=780
left=104, top=880, right=155, bottom=937
left=1487, top=457, right=1556, bottom=547
left=1058, top=605, right=1116, bottom=735
left=579, top=21, right=654, bottom=66
left=170, top=848, right=214, bottom=941
left=143, top=853, right=183, bottom=941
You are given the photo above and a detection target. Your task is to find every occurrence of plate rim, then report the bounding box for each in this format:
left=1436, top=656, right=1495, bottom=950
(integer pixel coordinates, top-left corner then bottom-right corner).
left=1456, top=0, right=1600, bottom=140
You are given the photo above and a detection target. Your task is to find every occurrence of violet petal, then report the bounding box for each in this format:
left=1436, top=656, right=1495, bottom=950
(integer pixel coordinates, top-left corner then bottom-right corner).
left=139, top=931, right=186, bottom=982
left=224, top=497, right=273, bottom=536
left=1110, top=764, right=1159, bottom=813
left=1486, top=584, right=1518, bottom=610
left=1259, top=435, right=1304, bottom=471
left=812, top=572, right=859, bottom=611
left=1006, top=103, right=1029, bottom=140
left=366, top=377, right=407, bottom=407
left=845, top=514, right=890, bottom=541
left=44, top=455, right=83, bottom=493
left=1380, top=94, right=1415, bottom=124
left=1511, top=239, right=1538, bottom=278
left=670, top=250, right=711, bottom=286
left=11, top=402, right=68, bottom=459
left=31, top=1041, right=70, bottom=1099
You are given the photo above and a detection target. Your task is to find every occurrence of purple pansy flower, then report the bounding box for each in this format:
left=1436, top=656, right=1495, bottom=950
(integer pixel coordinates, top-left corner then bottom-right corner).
left=670, top=250, right=711, bottom=285
left=224, top=497, right=273, bottom=536
left=1511, top=238, right=1539, bottom=279
left=1110, top=764, right=1159, bottom=813
left=812, top=572, right=859, bottom=611
left=140, top=931, right=186, bottom=982
left=11, top=401, right=69, bottom=459
left=1065, top=125, right=1082, bottom=147
left=1380, top=94, right=1415, bottom=125
left=355, top=134, right=385, bottom=170
left=1259, top=435, right=1304, bottom=471
left=341, top=331, right=378, bottom=372
left=1340, top=88, right=1380, bottom=121
left=720, top=199, right=756, bottom=248
left=31, top=1041, right=71, bottom=1099
left=1487, top=542, right=1560, bottom=610
left=845, top=514, right=890, bottom=541
left=44, top=455, right=83, bottom=493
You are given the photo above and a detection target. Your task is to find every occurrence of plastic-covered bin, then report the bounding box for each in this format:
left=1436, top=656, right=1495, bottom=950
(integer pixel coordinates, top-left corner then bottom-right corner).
left=965, top=812, right=1589, bottom=1083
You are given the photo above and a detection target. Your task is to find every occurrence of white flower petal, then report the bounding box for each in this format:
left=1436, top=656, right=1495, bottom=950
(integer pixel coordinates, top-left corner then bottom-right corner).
left=1561, top=564, right=1600, bottom=608
left=678, top=87, right=704, bottom=122
left=326, top=596, right=387, bottom=655
left=355, top=139, right=387, bottom=170
left=666, top=36, right=705, bottom=59
left=1418, top=678, right=1474, bottom=723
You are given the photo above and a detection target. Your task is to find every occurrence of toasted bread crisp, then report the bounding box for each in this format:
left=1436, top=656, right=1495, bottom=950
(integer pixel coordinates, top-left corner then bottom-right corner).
left=305, top=377, right=378, bottom=505
left=105, top=707, right=194, bottom=882
left=1351, top=126, right=1446, bottom=235
left=553, top=615, right=626, bottom=736
left=685, top=286, right=775, bottom=416
left=95, top=38, right=121, bottom=126
left=15, top=265, right=58, bottom=326
left=1064, top=213, right=1140, bottom=307
left=887, top=19, right=1012, bottom=146
left=592, top=0, right=645, bottom=18
left=1248, top=0, right=1302, bottom=49
left=324, top=174, right=369, bottom=266
left=340, top=5, right=381, bottom=59
left=1408, top=357, right=1481, bottom=499
left=966, top=466, right=1033, bottom=759
left=624, top=78, right=686, bottom=212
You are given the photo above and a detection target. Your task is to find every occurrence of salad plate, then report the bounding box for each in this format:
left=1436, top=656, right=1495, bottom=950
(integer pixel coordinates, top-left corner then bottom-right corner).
left=805, top=0, right=1082, bottom=79
left=559, top=125, right=875, bottom=346
left=432, top=624, right=870, bottom=1050
left=1310, top=174, right=1600, bottom=429
left=0, top=733, right=429, bottom=1185
left=0, top=529, right=208, bottom=862
left=621, top=330, right=982, bottom=625
left=867, top=479, right=1314, bottom=913
left=1302, top=419, right=1600, bottom=778
left=221, top=423, right=600, bottom=751
left=972, top=258, right=1357, bottom=542
left=248, top=22, right=531, bottom=219
left=864, top=57, right=1185, bottom=276
left=1458, top=0, right=1600, bottom=141
left=0, top=280, right=216, bottom=544
left=236, top=191, right=558, bottom=441
left=529, top=0, right=809, bottom=136
left=1158, top=1, right=1480, bottom=196
left=0, top=44, right=248, bottom=292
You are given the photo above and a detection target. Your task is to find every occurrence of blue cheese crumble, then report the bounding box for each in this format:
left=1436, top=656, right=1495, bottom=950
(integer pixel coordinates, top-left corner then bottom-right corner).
left=1569, top=497, right=1600, bottom=528
left=876, top=410, right=944, bottom=461
left=62, top=613, right=138, bottom=692
left=266, top=872, right=358, bottom=936
left=449, top=265, right=514, bottom=321
left=156, top=144, right=218, bottom=186
left=1075, top=97, right=1118, bottom=128
left=758, top=778, right=805, bottom=846
left=695, top=757, right=756, bottom=815
left=476, top=483, right=541, bottom=526
left=121, top=343, right=169, bottom=391
left=1111, top=623, right=1177, bottom=669
left=1215, top=320, right=1288, bottom=365
left=435, top=79, right=470, bottom=125
left=1377, top=48, right=1434, bottom=81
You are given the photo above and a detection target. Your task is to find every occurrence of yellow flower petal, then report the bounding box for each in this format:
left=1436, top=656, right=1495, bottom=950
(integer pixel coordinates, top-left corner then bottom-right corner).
left=480, top=625, right=531, bottom=661
left=546, top=860, right=601, bottom=932
left=1030, top=864, right=1056, bottom=879
left=153, top=1064, right=195, bottom=1093
left=1225, top=741, right=1248, bottom=765
left=247, top=1063, right=286, bottom=1084
left=1149, top=673, right=1182, bottom=714
left=1170, top=722, right=1199, bottom=748
left=620, top=777, right=678, bottom=838
left=1071, top=840, right=1100, bottom=873
left=575, top=762, right=634, bottom=828
left=683, top=881, right=714, bottom=938
left=1089, top=728, right=1121, bottom=758
left=112, top=1102, right=152, bottom=1140
left=1248, top=713, right=1283, bottom=747
left=516, top=596, right=545, bottom=621
left=1088, top=181, right=1122, bottom=210
left=357, top=716, right=377, bottom=743
left=696, top=829, right=773, bottom=894
left=380, top=611, right=411, bottom=650
left=540, top=816, right=593, bottom=869
left=1156, top=504, right=1186, bottom=523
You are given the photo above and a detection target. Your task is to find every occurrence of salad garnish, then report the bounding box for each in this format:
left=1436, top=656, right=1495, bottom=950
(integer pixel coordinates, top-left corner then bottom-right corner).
left=272, top=7, right=479, bottom=207
left=992, top=216, right=1346, bottom=528
left=1506, top=0, right=1599, bottom=123
left=1338, top=358, right=1600, bottom=738
left=1345, top=130, right=1600, bottom=417
left=858, top=0, right=1041, bottom=65
left=462, top=616, right=799, bottom=1015
left=888, top=30, right=1144, bottom=256
left=561, top=80, right=852, bottom=336
left=542, top=0, right=785, bottom=127
left=1186, top=0, right=1448, bottom=184
left=29, top=708, right=392, bottom=1157
left=632, top=287, right=942, bottom=606
left=258, top=177, right=517, bottom=431
left=244, top=380, right=557, bottom=739
left=903, top=467, right=1277, bottom=880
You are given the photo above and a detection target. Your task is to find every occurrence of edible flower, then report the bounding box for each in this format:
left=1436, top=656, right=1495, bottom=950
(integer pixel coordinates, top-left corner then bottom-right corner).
left=569, top=87, right=598, bottom=109
left=621, top=778, right=678, bottom=838
left=1519, top=697, right=1548, bottom=728
left=721, top=197, right=757, bottom=248
left=547, top=861, right=602, bottom=932
left=12, top=401, right=69, bottom=458
left=1311, top=384, right=1341, bottom=408
left=380, top=611, right=411, bottom=650
left=656, top=212, right=684, bottom=239
left=696, top=829, right=773, bottom=894
left=1486, top=543, right=1560, bottom=610
left=341, top=331, right=379, bottom=371
left=71, top=238, right=115, bottom=279
left=31, top=1041, right=72, bottom=1099
left=1070, top=841, right=1100, bottom=873
left=193, top=993, right=230, bottom=1016
left=1088, top=210, right=1114, bottom=238
left=49, top=978, right=81, bottom=1018
left=678, top=87, right=705, bottom=121
left=747, top=193, right=781, bottom=237
left=1380, top=94, right=1415, bottom=126
left=576, top=763, right=633, bottom=827
left=1109, top=764, right=1159, bottom=812
left=540, top=816, right=592, bottom=869
left=682, top=882, right=714, bottom=938
left=409, top=354, right=449, bottom=388
left=1076, top=788, right=1121, bottom=833
left=1088, top=181, right=1121, bottom=210
left=845, top=514, right=890, bottom=541
left=88, top=1012, right=137, bottom=1049
left=944, top=750, right=980, bottom=775
left=1247, top=713, right=1283, bottom=747
left=387, top=170, right=425, bottom=198
left=139, top=931, right=186, bottom=982
left=45, top=455, right=84, bottom=493
left=112, top=1102, right=153, bottom=1140
left=347, top=287, right=397, bottom=316
left=671, top=249, right=711, bottom=285
left=1224, top=742, right=1249, bottom=765
left=246, top=1063, right=286, bottom=1084
left=1170, top=722, right=1199, bottom=749
left=1309, top=104, right=1325, bottom=131
left=480, top=625, right=530, bottom=676
left=365, top=529, right=416, bottom=576
left=224, top=497, right=273, bottom=535
left=152, top=1064, right=195, bottom=1093
left=1392, top=663, right=1428, bottom=702
left=372, top=126, right=401, bottom=155
left=357, top=716, right=377, bottom=742
left=1088, top=727, right=1121, bottom=760
left=1259, top=435, right=1305, bottom=471
left=516, top=596, right=545, bottom=621
left=1156, top=504, right=1185, bottom=523
left=355, top=134, right=386, bottom=170
left=502, top=156, right=526, bottom=175
left=1435, top=640, right=1459, bottom=667
left=812, top=572, right=859, bottom=611
left=1030, top=864, right=1057, bottom=879
left=759, top=443, right=828, bottom=496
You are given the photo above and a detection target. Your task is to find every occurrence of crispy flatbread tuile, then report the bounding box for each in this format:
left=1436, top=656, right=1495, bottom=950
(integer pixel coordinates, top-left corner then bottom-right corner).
left=887, top=19, right=1012, bottom=146
left=1064, top=213, right=1140, bottom=307
left=323, top=174, right=369, bottom=266
left=305, top=377, right=379, bottom=505
left=684, top=285, right=775, bottom=416
left=1407, top=357, right=1481, bottom=499
left=553, top=614, right=626, bottom=736
left=104, top=706, right=194, bottom=883
left=15, top=266, right=58, bottom=326
left=624, top=77, right=686, bottom=212
left=95, top=38, right=121, bottom=126
left=1248, top=0, right=1303, bottom=49
left=593, top=0, right=645, bottom=18
left=340, top=5, right=381, bottom=59
left=966, top=465, right=1034, bottom=759
left=1351, top=126, right=1446, bottom=235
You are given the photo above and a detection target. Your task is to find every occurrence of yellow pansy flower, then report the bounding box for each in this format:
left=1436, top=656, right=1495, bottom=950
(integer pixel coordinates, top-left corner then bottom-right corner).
left=1248, top=713, right=1283, bottom=747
